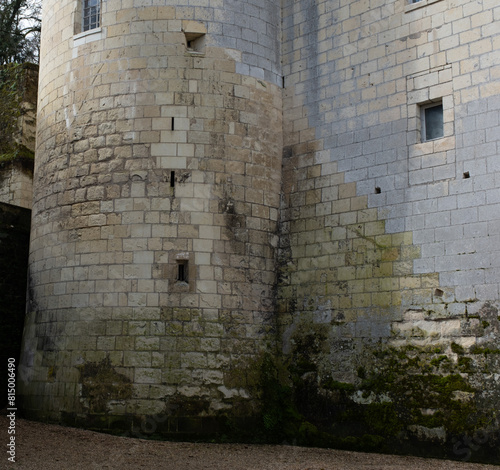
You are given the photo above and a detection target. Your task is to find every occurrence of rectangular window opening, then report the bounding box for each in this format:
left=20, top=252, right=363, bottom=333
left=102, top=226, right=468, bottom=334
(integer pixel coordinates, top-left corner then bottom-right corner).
left=170, top=171, right=175, bottom=188
left=83, top=0, right=101, bottom=32
left=421, top=102, right=443, bottom=142
left=177, top=261, right=188, bottom=283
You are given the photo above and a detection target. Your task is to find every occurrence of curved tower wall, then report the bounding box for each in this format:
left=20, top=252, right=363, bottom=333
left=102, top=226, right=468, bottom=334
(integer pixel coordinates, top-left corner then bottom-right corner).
left=20, top=0, right=282, bottom=431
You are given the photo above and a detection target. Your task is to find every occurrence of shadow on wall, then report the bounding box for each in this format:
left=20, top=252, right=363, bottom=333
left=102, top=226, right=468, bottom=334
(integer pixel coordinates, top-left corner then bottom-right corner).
left=0, top=202, right=31, bottom=407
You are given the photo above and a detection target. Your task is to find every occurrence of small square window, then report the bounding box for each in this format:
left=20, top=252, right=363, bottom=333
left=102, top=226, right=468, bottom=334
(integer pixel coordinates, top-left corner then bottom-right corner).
left=421, top=102, right=443, bottom=141
left=182, top=21, right=207, bottom=54
left=83, top=0, right=100, bottom=32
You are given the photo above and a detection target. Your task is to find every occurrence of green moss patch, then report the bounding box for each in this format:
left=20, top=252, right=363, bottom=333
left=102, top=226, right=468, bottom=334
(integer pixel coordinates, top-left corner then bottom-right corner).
left=78, top=357, right=133, bottom=413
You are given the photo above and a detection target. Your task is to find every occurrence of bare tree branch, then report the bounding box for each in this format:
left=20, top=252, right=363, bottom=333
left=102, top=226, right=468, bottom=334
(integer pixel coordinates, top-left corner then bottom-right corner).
left=0, top=0, right=41, bottom=64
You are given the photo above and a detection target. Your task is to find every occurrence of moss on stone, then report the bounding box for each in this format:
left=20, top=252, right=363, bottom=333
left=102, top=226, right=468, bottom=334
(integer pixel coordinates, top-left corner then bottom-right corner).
left=359, top=347, right=485, bottom=436
left=0, top=63, right=37, bottom=164
left=78, top=356, right=133, bottom=414
left=245, top=337, right=497, bottom=458
left=451, top=342, right=465, bottom=355
left=321, top=379, right=356, bottom=392
left=470, top=345, right=500, bottom=355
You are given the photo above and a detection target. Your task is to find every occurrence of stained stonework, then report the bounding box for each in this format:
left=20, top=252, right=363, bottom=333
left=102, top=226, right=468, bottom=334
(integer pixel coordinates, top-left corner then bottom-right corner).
left=0, top=163, right=33, bottom=209
left=0, top=63, right=37, bottom=209
left=19, top=0, right=282, bottom=431
left=17, top=0, right=500, bottom=461
left=278, top=0, right=500, bottom=461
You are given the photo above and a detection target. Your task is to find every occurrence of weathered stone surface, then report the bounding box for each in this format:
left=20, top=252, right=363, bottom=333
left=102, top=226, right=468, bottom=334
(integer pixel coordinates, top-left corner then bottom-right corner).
left=14, top=0, right=500, bottom=461
left=19, top=0, right=282, bottom=430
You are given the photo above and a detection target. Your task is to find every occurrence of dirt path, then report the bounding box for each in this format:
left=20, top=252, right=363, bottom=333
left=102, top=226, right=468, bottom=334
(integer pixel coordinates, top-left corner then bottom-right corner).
left=2, top=415, right=498, bottom=470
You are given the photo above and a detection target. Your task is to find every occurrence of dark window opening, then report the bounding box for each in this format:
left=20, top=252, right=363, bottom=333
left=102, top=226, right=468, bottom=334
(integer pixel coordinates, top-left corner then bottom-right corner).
left=177, top=261, right=188, bottom=283
left=184, top=33, right=205, bottom=53
left=170, top=171, right=175, bottom=188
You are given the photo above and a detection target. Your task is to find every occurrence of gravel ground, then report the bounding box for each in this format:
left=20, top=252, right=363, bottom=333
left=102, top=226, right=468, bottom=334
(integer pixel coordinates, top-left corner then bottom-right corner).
left=2, top=414, right=499, bottom=470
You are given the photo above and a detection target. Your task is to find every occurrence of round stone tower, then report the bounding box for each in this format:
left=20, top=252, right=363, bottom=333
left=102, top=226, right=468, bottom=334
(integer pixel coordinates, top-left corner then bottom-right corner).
left=19, top=0, right=282, bottom=434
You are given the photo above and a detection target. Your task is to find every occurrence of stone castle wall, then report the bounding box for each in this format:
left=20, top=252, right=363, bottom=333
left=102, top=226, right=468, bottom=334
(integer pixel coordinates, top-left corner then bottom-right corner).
left=18, top=0, right=500, bottom=459
left=19, top=0, right=282, bottom=432
left=279, top=0, right=500, bottom=458
left=0, top=165, right=33, bottom=209
left=0, top=63, right=37, bottom=210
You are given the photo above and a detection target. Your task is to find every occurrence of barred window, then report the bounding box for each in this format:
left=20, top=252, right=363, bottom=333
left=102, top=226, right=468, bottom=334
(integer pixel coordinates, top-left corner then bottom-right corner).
left=82, top=0, right=100, bottom=32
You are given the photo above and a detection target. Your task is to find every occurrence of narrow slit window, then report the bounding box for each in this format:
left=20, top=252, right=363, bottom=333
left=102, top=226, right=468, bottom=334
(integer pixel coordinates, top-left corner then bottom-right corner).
left=177, top=261, right=188, bottom=283
left=83, top=0, right=101, bottom=32
left=421, top=102, right=443, bottom=141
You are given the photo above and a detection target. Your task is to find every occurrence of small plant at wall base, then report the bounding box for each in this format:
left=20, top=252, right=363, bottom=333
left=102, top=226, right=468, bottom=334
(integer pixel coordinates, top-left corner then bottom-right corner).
left=257, top=353, right=302, bottom=443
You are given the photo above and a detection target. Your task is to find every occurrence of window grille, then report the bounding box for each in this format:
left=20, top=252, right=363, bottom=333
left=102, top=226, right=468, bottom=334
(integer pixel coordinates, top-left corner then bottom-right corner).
left=83, top=0, right=100, bottom=32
